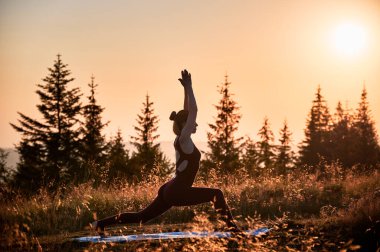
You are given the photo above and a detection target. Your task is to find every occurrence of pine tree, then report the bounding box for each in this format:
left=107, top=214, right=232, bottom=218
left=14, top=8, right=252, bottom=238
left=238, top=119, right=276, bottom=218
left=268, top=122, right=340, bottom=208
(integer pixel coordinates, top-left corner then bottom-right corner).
left=352, top=86, right=380, bottom=168
left=275, top=120, right=294, bottom=175
left=80, top=76, right=109, bottom=183
left=241, top=137, right=259, bottom=177
left=107, top=130, right=131, bottom=182
left=11, top=138, right=45, bottom=194
left=330, top=101, right=356, bottom=168
left=202, top=75, right=242, bottom=177
left=130, top=94, right=172, bottom=180
left=0, top=148, right=9, bottom=186
left=257, top=117, right=275, bottom=175
left=10, top=54, right=82, bottom=191
left=299, top=86, right=331, bottom=169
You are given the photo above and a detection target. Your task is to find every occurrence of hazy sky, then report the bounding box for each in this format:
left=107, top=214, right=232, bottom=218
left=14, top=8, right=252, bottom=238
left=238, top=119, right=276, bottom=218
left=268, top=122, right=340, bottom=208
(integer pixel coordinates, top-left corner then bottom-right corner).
left=1, top=0, right=379, bottom=149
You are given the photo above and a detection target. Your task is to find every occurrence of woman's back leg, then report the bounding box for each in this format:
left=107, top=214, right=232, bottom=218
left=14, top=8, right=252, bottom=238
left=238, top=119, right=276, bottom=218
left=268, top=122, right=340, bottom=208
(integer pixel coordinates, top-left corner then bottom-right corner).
left=96, top=196, right=171, bottom=230
left=164, top=186, right=237, bottom=228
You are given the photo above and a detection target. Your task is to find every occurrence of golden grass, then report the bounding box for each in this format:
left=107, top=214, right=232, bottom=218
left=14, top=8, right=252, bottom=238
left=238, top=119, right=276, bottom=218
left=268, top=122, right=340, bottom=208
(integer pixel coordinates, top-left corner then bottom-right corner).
left=1, top=166, right=379, bottom=251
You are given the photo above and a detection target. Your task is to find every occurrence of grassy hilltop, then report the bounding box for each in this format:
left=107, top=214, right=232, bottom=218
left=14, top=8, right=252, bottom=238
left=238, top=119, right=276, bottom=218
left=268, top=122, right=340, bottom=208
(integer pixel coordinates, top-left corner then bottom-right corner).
left=1, top=166, right=379, bottom=251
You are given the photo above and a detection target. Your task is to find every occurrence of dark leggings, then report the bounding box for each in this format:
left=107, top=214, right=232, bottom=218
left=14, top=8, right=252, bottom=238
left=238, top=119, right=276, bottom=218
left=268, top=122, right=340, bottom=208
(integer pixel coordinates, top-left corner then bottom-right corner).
left=97, top=185, right=235, bottom=228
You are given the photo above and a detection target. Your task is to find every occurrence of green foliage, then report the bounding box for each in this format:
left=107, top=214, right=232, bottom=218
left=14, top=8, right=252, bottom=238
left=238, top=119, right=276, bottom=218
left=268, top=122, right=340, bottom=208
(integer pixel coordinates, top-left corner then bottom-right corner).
left=202, top=75, right=242, bottom=177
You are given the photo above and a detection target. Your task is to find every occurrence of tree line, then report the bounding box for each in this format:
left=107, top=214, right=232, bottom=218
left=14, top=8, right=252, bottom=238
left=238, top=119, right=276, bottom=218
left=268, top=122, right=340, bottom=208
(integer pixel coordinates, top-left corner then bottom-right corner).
left=5, top=55, right=171, bottom=194
left=202, top=77, right=379, bottom=179
left=2, top=55, right=379, bottom=195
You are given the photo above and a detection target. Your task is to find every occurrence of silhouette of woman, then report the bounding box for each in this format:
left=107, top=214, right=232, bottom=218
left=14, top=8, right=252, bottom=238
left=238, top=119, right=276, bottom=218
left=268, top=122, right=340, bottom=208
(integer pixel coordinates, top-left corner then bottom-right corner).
left=92, top=70, right=239, bottom=235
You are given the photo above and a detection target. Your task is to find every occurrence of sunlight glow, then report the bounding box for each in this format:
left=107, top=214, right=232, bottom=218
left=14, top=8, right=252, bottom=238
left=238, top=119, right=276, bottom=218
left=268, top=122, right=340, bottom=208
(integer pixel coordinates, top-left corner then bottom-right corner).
left=332, top=22, right=368, bottom=57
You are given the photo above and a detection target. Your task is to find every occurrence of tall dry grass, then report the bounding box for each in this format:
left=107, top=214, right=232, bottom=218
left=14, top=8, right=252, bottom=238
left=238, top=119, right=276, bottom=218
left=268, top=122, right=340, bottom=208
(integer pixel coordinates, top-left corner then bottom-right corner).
left=1, top=164, right=379, bottom=250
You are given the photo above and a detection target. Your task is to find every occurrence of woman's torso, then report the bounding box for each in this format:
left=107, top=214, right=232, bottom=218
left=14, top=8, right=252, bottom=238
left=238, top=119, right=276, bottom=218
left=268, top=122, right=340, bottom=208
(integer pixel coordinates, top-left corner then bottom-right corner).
left=158, top=137, right=201, bottom=205
left=173, top=137, right=201, bottom=187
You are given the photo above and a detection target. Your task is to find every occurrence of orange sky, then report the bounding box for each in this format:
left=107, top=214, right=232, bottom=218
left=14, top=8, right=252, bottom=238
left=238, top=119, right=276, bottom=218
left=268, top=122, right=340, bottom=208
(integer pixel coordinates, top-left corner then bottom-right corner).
left=1, top=0, right=379, bottom=149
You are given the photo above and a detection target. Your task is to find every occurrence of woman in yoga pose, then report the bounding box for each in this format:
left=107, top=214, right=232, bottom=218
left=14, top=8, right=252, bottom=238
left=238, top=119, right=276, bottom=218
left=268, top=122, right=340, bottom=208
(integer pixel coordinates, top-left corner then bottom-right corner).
left=92, top=70, right=239, bottom=235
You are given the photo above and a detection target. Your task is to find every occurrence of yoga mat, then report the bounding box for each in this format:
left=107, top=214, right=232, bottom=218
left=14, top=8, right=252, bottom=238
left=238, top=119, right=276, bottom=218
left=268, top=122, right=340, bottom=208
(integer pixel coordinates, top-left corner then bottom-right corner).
left=73, top=227, right=270, bottom=243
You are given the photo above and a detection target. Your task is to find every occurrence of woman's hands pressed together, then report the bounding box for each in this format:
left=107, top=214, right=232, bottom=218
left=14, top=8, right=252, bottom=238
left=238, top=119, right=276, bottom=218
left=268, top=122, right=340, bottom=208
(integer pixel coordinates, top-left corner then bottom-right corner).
left=178, top=69, right=192, bottom=88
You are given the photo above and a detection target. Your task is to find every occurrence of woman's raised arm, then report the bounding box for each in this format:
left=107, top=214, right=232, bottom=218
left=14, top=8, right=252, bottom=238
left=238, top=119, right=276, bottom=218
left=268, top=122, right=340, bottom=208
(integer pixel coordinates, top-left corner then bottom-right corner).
left=178, top=70, right=197, bottom=140
left=183, top=86, right=189, bottom=111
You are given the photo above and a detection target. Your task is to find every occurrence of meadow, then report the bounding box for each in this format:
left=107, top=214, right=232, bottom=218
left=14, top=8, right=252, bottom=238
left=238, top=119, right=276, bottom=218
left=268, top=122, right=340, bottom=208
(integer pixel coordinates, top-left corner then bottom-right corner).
left=1, top=165, right=379, bottom=251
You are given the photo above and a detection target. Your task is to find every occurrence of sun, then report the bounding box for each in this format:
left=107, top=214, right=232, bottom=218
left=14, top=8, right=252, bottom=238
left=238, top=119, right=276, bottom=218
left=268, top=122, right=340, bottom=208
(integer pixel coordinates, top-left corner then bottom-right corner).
left=332, top=22, right=368, bottom=57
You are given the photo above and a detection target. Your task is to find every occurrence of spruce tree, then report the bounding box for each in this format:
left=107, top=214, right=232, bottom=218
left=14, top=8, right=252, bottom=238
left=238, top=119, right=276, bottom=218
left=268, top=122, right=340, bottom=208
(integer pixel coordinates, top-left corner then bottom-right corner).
left=257, top=117, right=275, bottom=175
left=80, top=76, right=108, bottom=183
left=202, top=75, right=242, bottom=177
left=130, top=94, right=172, bottom=180
left=299, top=86, right=331, bottom=169
left=10, top=137, right=45, bottom=194
left=107, top=130, right=131, bottom=182
left=0, top=148, right=9, bottom=186
left=275, top=120, right=294, bottom=175
left=352, top=87, right=380, bottom=168
left=241, top=137, right=259, bottom=177
left=330, top=101, right=356, bottom=168
left=11, top=54, right=82, bottom=191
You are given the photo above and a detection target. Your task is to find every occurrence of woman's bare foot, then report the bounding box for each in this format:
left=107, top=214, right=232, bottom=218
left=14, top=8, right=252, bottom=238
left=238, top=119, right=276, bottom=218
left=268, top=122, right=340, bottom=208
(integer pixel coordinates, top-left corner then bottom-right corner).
left=90, top=221, right=105, bottom=236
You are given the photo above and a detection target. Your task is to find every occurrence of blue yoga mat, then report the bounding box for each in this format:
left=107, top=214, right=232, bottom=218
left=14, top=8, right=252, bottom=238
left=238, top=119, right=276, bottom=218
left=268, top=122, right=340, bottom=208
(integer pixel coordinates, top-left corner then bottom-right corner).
left=73, top=227, right=270, bottom=243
